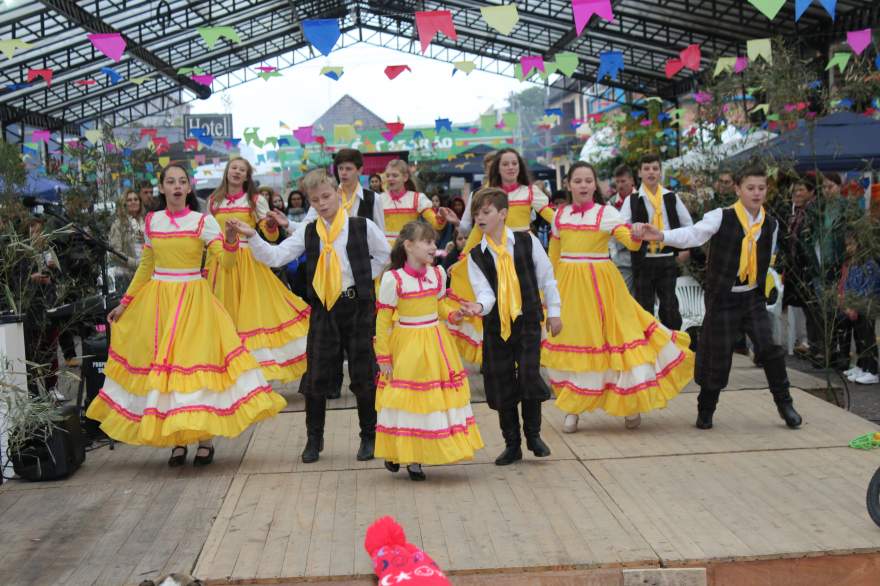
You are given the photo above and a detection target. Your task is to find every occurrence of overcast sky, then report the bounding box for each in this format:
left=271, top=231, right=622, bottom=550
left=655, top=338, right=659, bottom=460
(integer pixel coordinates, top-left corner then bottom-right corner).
left=190, top=44, right=539, bottom=139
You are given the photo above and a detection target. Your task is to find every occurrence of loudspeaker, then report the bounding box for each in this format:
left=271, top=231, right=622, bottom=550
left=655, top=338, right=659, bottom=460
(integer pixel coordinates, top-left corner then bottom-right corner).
left=79, top=332, right=108, bottom=439
left=9, top=404, right=86, bottom=481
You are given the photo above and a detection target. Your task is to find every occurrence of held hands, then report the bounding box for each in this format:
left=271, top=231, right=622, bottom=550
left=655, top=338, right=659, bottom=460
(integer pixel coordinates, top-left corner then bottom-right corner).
left=267, top=209, right=289, bottom=229
left=546, top=316, right=563, bottom=337
left=438, top=207, right=460, bottom=225
left=448, top=310, right=463, bottom=325
left=458, top=301, right=483, bottom=317
left=379, top=363, right=393, bottom=378
left=107, top=304, right=125, bottom=323
left=226, top=218, right=257, bottom=238
left=633, top=223, right=663, bottom=241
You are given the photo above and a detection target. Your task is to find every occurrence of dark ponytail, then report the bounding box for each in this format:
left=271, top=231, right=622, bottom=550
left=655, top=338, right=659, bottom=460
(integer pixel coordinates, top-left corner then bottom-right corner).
left=156, top=163, right=200, bottom=211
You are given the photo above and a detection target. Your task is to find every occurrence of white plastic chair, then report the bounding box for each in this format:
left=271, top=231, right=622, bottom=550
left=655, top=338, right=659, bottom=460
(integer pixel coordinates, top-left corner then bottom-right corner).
left=675, top=275, right=705, bottom=331
left=766, top=268, right=784, bottom=344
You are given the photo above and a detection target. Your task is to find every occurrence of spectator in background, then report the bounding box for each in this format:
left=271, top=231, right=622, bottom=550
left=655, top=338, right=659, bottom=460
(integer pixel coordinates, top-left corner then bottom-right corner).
left=450, top=196, right=466, bottom=222
left=138, top=180, right=158, bottom=212
left=442, top=228, right=467, bottom=277
left=433, top=193, right=457, bottom=253
left=369, top=173, right=383, bottom=193
left=108, top=190, right=146, bottom=293
left=286, top=189, right=309, bottom=224
left=712, top=170, right=737, bottom=208
left=269, top=191, right=287, bottom=216
left=608, top=165, right=636, bottom=292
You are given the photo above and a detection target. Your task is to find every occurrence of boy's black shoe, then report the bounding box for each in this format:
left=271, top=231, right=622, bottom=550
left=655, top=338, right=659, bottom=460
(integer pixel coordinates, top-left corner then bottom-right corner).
left=356, top=435, right=375, bottom=461
left=494, top=446, right=523, bottom=466
left=696, top=410, right=714, bottom=429
left=526, top=436, right=551, bottom=457
left=301, top=435, right=324, bottom=463
left=777, top=403, right=802, bottom=428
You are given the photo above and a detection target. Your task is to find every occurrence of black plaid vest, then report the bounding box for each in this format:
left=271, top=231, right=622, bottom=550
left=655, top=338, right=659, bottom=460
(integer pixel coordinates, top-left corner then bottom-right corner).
left=304, top=216, right=374, bottom=305
left=705, top=208, right=775, bottom=302
left=630, top=190, right=683, bottom=264
left=469, top=232, right=542, bottom=334
left=358, top=189, right=377, bottom=223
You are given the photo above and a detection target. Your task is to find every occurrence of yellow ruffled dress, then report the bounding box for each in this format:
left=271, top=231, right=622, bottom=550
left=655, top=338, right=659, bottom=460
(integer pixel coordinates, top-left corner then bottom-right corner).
left=375, top=265, right=483, bottom=465
left=86, top=209, right=286, bottom=447
left=542, top=203, right=694, bottom=416
left=379, top=190, right=446, bottom=245
left=209, top=192, right=310, bottom=383
left=447, top=184, right=555, bottom=365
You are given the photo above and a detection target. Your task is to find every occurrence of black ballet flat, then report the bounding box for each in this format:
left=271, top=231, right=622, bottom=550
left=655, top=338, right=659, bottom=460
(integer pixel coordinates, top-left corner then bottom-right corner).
left=406, top=464, right=426, bottom=481
left=384, top=460, right=400, bottom=473
left=168, top=446, right=187, bottom=467
left=193, top=445, right=215, bottom=467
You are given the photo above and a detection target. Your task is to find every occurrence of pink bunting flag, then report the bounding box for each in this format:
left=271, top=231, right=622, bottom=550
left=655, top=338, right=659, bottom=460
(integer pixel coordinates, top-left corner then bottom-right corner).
left=191, top=74, right=214, bottom=86
left=184, top=138, right=198, bottom=151
left=520, top=55, right=545, bottom=76
left=385, top=121, right=405, bottom=139
left=27, top=68, right=53, bottom=86
left=572, top=0, right=614, bottom=36
left=665, top=58, right=684, bottom=78
left=151, top=136, right=169, bottom=154
left=256, top=66, right=276, bottom=72
left=384, top=65, right=411, bottom=79
left=846, top=28, right=872, bottom=56
left=380, top=131, right=394, bottom=141
left=88, top=33, right=126, bottom=62
left=734, top=56, right=749, bottom=73
left=294, top=126, right=316, bottom=144
left=680, top=44, right=701, bottom=70
left=140, top=128, right=158, bottom=138
left=414, top=10, right=457, bottom=53
left=75, top=79, right=96, bottom=86
left=495, top=121, right=506, bottom=129
left=32, top=130, right=50, bottom=143
left=639, top=119, right=653, bottom=127
left=693, top=91, right=713, bottom=104
left=194, top=154, right=206, bottom=164
left=104, top=142, right=117, bottom=153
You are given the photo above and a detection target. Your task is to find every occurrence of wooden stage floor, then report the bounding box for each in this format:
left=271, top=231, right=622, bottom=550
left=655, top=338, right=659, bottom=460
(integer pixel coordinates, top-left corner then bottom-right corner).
left=2, top=362, right=880, bottom=585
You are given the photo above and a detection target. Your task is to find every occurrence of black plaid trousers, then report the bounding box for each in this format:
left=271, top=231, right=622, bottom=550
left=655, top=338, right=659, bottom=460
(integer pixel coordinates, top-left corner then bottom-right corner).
left=634, top=255, right=682, bottom=331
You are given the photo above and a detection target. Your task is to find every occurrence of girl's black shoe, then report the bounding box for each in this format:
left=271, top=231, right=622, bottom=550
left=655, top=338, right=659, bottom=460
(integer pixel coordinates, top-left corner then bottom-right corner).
left=406, top=464, right=426, bottom=481
left=385, top=460, right=400, bottom=473
left=168, top=446, right=187, bottom=467
left=193, top=445, right=215, bottom=467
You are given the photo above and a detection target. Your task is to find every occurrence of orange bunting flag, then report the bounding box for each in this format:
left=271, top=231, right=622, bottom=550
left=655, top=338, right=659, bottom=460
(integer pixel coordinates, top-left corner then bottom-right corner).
left=414, top=10, right=457, bottom=53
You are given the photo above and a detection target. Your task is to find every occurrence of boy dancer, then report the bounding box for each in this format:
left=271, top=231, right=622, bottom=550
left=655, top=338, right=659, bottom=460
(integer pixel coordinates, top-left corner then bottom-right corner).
left=620, top=154, right=693, bottom=330
left=227, top=169, right=390, bottom=462
left=637, top=164, right=802, bottom=429
left=461, top=188, right=562, bottom=465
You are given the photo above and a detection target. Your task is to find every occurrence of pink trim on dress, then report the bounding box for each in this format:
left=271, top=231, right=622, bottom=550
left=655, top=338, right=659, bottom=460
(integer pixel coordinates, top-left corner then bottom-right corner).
left=378, top=371, right=467, bottom=391
left=258, top=353, right=307, bottom=368
left=376, top=417, right=476, bottom=439
left=109, top=345, right=248, bottom=375
left=96, top=384, right=275, bottom=422
left=550, top=351, right=687, bottom=396
left=447, top=328, right=481, bottom=347
left=589, top=264, right=606, bottom=325
left=542, top=323, right=660, bottom=354
left=237, top=311, right=309, bottom=338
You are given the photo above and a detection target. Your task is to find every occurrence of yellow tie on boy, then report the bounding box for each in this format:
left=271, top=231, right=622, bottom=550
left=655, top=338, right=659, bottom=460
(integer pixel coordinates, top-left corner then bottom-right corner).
left=486, top=233, right=522, bottom=341
left=733, top=200, right=765, bottom=286
left=644, top=185, right=665, bottom=253
left=313, top=208, right=346, bottom=309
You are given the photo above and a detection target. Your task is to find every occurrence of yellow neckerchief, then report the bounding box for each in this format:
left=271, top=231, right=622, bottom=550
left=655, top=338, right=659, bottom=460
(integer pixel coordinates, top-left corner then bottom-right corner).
left=339, top=184, right=358, bottom=213
left=485, top=231, right=522, bottom=341
left=643, top=184, right=665, bottom=253
left=732, top=200, right=765, bottom=286
left=313, top=208, right=346, bottom=309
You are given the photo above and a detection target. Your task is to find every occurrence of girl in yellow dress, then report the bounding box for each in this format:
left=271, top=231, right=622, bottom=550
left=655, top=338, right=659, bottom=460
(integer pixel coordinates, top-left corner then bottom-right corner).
left=379, top=159, right=456, bottom=245
left=447, top=148, right=556, bottom=365
left=542, top=162, right=694, bottom=431
left=375, top=222, right=484, bottom=480
left=208, top=157, right=310, bottom=383
left=86, top=165, right=286, bottom=466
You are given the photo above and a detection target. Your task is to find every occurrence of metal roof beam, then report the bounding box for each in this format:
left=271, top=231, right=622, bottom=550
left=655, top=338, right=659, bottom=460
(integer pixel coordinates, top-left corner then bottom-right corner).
left=0, top=103, right=79, bottom=134
left=37, top=0, right=211, bottom=99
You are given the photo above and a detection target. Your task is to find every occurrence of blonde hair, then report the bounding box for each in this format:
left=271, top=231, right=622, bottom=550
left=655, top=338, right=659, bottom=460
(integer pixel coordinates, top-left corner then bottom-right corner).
left=301, top=168, right=338, bottom=195
left=211, top=156, right=258, bottom=214
left=385, top=159, right=418, bottom=191
left=119, top=190, right=144, bottom=218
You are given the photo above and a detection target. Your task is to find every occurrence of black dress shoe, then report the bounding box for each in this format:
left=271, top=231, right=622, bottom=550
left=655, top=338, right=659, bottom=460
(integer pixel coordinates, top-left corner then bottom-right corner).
left=526, top=436, right=551, bottom=457
left=777, top=403, right=802, bottom=428
left=494, top=446, right=523, bottom=466
left=328, top=387, right=342, bottom=400
left=696, top=410, right=714, bottom=429
left=302, top=436, right=323, bottom=463
left=384, top=460, right=400, bottom=473
left=407, top=464, right=426, bottom=481
left=168, top=446, right=187, bottom=467
left=193, top=445, right=215, bottom=467
left=356, top=436, right=375, bottom=461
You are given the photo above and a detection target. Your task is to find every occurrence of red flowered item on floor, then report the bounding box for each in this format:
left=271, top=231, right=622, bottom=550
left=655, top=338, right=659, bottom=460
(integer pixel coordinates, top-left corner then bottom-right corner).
left=364, top=516, right=451, bottom=585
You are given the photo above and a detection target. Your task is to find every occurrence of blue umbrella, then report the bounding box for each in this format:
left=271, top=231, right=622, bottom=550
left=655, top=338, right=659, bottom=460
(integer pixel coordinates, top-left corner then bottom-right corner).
left=0, top=171, right=70, bottom=202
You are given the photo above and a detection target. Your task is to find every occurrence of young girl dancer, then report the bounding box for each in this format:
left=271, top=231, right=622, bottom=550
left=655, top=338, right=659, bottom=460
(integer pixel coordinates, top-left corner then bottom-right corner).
left=86, top=164, right=286, bottom=466
left=208, top=157, right=310, bottom=383
left=380, top=159, right=457, bottom=245
left=542, top=162, right=694, bottom=432
left=447, top=148, right=555, bottom=365
left=375, top=222, right=483, bottom=480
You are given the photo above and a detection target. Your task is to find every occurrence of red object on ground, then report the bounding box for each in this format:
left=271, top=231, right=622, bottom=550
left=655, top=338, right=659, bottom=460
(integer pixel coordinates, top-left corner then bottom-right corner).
left=364, top=517, right=451, bottom=585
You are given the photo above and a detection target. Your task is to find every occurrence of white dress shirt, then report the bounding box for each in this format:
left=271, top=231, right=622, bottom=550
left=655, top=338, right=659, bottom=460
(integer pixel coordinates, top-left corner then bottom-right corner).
left=458, top=191, right=475, bottom=235
left=297, top=183, right=385, bottom=233
left=619, top=184, right=694, bottom=257
left=609, top=193, right=634, bottom=268
left=248, top=215, right=390, bottom=288
left=662, top=206, right=777, bottom=292
left=467, top=228, right=561, bottom=318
